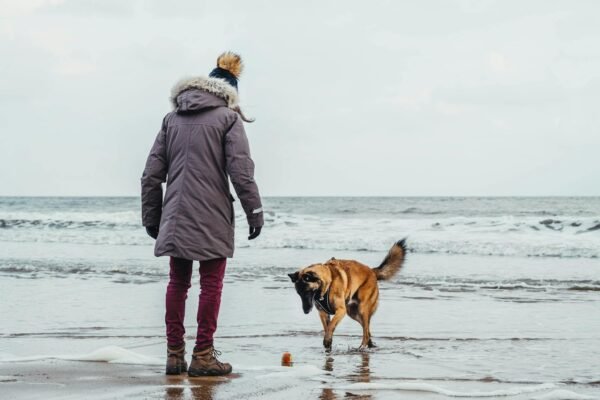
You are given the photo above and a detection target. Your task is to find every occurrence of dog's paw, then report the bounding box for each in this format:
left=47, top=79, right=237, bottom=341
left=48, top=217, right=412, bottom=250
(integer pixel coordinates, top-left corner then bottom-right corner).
left=323, top=337, right=332, bottom=350
left=368, top=339, right=376, bottom=348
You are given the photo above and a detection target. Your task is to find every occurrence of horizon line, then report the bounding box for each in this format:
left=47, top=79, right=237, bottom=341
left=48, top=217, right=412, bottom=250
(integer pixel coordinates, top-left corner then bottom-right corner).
left=1, top=194, right=599, bottom=198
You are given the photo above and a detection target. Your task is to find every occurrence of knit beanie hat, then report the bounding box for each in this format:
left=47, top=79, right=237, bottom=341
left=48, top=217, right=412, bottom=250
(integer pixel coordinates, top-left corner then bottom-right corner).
left=209, top=52, right=243, bottom=91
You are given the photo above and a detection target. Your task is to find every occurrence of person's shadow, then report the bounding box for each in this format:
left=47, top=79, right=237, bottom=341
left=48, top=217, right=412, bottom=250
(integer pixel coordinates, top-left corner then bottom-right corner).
left=319, top=352, right=372, bottom=400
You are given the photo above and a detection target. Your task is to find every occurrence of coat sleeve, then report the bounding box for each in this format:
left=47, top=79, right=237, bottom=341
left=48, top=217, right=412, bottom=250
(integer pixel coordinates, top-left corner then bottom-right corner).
left=225, top=116, right=264, bottom=227
left=141, top=118, right=168, bottom=227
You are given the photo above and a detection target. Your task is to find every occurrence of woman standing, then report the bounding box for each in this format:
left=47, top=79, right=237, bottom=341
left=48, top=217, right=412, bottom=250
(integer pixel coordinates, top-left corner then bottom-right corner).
left=141, top=52, right=263, bottom=376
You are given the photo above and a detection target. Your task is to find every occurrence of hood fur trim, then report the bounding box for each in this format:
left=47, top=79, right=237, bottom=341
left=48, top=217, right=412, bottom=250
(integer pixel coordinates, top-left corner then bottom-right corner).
left=170, top=76, right=239, bottom=109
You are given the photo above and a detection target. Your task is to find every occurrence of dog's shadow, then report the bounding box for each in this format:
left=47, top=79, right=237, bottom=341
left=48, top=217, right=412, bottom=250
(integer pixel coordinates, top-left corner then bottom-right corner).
left=320, top=352, right=372, bottom=400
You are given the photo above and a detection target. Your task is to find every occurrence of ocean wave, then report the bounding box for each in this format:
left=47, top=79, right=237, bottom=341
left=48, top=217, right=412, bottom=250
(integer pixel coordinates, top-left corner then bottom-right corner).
left=428, top=217, right=600, bottom=234
left=1, top=207, right=599, bottom=258
left=0, top=217, right=139, bottom=230
left=0, top=218, right=125, bottom=229
left=0, top=235, right=598, bottom=259
left=0, top=260, right=166, bottom=282
left=2, top=261, right=597, bottom=297
left=396, top=278, right=600, bottom=293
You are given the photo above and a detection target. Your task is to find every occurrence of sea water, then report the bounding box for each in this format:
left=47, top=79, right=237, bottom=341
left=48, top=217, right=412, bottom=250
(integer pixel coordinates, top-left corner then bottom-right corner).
left=0, top=197, right=599, bottom=399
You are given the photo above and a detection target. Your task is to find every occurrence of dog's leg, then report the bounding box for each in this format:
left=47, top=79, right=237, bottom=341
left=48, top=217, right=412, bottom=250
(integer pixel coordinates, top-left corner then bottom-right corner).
left=323, top=307, right=346, bottom=350
left=358, top=303, right=376, bottom=350
left=366, top=318, right=376, bottom=348
left=319, top=310, right=330, bottom=332
left=355, top=314, right=370, bottom=350
left=367, top=315, right=377, bottom=348
left=361, top=287, right=379, bottom=349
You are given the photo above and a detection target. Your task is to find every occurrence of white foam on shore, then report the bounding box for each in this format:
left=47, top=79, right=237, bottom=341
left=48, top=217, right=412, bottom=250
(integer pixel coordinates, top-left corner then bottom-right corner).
left=533, top=390, right=596, bottom=400
left=327, top=381, right=556, bottom=397
left=0, top=346, right=162, bottom=366
left=61, top=346, right=162, bottom=365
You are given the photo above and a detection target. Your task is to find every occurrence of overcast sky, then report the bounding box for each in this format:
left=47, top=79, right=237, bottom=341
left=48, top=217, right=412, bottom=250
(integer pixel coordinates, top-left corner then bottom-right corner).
left=1, top=0, right=599, bottom=196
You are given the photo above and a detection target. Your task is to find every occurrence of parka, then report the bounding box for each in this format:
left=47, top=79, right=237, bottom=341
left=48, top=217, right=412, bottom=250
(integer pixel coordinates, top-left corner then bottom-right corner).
left=141, top=76, right=263, bottom=261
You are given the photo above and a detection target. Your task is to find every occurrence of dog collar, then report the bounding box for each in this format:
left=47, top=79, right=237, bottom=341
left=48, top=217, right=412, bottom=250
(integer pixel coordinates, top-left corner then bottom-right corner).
left=314, top=289, right=335, bottom=315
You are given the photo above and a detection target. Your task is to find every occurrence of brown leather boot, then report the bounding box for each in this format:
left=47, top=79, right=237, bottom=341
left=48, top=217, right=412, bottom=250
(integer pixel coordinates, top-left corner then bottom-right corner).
left=188, top=346, right=232, bottom=376
left=165, top=344, right=187, bottom=375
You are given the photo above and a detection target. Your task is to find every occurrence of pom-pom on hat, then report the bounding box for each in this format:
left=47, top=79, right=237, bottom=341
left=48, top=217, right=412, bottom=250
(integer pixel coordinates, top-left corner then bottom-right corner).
left=209, top=51, right=243, bottom=91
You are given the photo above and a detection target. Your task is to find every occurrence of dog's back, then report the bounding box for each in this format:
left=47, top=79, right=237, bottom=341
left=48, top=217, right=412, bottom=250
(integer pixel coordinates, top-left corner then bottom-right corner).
left=326, top=258, right=378, bottom=294
left=326, top=239, right=407, bottom=294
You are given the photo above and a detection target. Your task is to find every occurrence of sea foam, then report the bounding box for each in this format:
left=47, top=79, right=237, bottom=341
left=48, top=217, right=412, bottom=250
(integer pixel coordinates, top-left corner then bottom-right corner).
left=534, top=390, right=596, bottom=400
left=0, top=346, right=162, bottom=366
left=328, top=381, right=556, bottom=397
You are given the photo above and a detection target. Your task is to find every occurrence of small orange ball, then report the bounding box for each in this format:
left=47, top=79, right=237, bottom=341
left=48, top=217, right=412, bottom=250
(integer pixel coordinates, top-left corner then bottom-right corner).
left=281, top=352, right=293, bottom=366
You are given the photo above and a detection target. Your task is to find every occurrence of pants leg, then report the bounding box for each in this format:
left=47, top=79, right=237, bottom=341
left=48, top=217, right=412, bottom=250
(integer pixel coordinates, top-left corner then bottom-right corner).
left=165, top=256, right=193, bottom=347
left=195, top=258, right=227, bottom=349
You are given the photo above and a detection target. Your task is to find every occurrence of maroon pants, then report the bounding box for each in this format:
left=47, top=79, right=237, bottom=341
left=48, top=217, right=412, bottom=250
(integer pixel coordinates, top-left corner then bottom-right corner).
left=165, top=256, right=227, bottom=349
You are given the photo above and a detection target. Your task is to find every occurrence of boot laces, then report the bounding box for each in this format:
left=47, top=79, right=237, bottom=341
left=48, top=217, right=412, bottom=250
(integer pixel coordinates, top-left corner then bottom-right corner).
left=192, top=347, right=226, bottom=366
left=211, top=348, right=224, bottom=366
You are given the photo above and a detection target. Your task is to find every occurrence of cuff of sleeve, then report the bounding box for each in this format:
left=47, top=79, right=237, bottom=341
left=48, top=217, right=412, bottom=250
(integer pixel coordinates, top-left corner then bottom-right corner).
left=142, top=214, right=161, bottom=228
left=247, top=211, right=264, bottom=228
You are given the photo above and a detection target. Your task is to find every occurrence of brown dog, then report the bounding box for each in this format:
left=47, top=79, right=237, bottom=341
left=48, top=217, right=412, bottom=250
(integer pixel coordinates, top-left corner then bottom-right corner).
left=288, top=239, right=407, bottom=350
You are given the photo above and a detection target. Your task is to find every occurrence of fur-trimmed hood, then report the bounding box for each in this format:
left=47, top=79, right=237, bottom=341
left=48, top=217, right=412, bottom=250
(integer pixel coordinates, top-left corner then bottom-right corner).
left=170, top=76, right=239, bottom=110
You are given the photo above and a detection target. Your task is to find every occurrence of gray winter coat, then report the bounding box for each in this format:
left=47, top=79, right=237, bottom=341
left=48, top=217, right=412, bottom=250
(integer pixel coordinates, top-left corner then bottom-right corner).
left=141, top=76, right=263, bottom=261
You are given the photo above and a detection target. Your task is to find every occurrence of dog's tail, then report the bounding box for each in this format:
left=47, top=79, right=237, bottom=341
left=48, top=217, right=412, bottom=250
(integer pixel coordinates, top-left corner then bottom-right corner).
left=372, top=239, right=407, bottom=281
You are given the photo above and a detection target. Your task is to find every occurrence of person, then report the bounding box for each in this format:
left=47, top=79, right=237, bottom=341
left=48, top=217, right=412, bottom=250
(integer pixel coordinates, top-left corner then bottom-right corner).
left=141, top=52, right=263, bottom=376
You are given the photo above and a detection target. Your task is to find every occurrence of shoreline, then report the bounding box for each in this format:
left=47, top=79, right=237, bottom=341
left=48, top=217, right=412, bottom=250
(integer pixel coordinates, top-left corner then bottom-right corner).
left=1, top=357, right=597, bottom=400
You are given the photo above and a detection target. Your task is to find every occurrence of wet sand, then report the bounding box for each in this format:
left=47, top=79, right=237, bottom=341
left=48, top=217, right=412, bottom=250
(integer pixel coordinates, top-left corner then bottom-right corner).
left=0, top=360, right=237, bottom=400
left=0, top=356, right=394, bottom=400
left=2, top=349, right=597, bottom=400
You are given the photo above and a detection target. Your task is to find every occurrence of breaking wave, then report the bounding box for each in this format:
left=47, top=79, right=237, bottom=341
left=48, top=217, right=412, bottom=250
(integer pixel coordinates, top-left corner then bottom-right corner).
left=1, top=197, right=599, bottom=258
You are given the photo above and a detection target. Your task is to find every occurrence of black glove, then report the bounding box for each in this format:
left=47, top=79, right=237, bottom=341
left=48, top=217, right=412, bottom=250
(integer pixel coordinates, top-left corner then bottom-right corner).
left=145, top=225, right=159, bottom=240
left=248, top=226, right=262, bottom=240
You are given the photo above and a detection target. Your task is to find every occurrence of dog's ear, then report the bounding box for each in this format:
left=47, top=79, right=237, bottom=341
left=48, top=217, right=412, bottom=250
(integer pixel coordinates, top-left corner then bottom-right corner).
left=288, top=271, right=300, bottom=283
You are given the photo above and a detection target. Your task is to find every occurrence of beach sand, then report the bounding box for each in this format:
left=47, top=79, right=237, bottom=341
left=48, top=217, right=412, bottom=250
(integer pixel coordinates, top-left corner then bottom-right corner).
left=2, top=351, right=591, bottom=400
left=0, top=359, right=241, bottom=400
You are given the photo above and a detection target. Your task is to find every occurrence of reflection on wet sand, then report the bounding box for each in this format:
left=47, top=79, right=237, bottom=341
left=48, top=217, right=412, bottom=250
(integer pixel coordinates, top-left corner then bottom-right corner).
left=164, top=384, right=185, bottom=400
left=164, top=374, right=230, bottom=400
left=320, top=352, right=372, bottom=400
left=353, top=352, right=372, bottom=384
